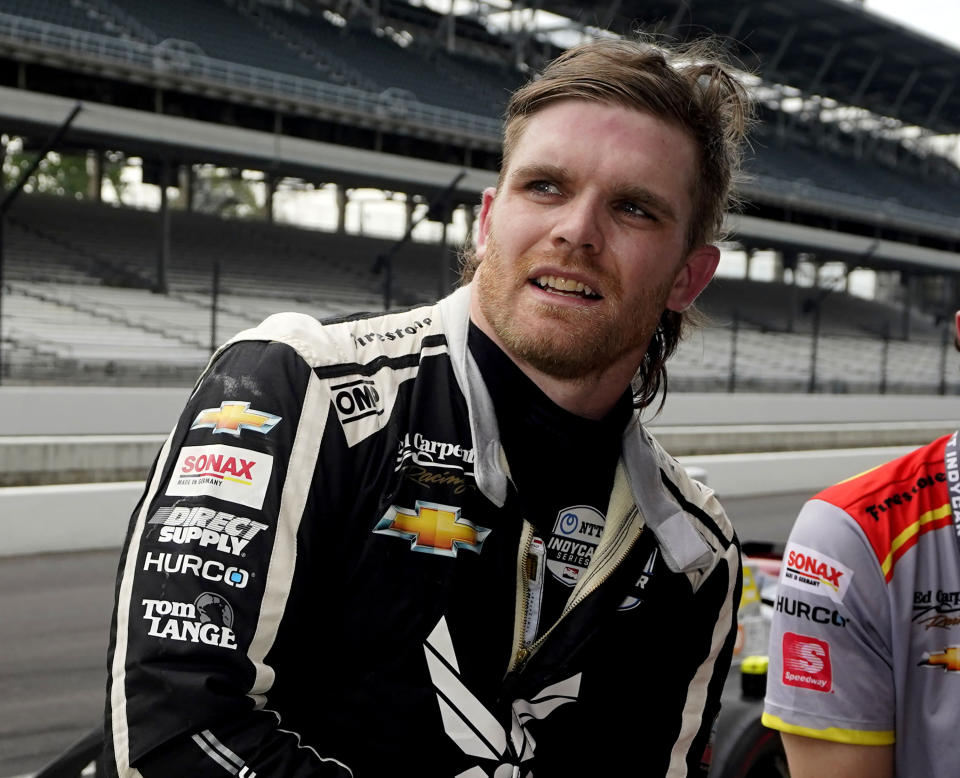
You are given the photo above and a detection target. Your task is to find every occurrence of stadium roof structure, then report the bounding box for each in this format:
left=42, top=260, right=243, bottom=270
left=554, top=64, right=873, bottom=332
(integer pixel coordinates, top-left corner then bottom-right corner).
left=529, top=0, right=960, bottom=135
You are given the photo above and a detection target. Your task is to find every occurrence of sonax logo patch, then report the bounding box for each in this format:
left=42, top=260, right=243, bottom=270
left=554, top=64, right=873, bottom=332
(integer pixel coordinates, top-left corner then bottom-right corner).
left=781, top=542, right=853, bottom=604
left=782, top=632, right=832, bottom=692
left=165, top=445, right=273, bottom=510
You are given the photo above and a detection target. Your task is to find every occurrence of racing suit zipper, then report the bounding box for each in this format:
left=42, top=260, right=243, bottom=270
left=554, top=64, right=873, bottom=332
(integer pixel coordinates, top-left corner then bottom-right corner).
left=512, top=521, right=535, bottom=667
left=508, top=507, right=645, bottom=673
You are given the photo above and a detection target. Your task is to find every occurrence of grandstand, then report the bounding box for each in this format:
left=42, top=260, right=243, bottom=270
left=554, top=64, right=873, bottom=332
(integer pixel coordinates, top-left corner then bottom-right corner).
left=0, top=0, right=958, bottom=394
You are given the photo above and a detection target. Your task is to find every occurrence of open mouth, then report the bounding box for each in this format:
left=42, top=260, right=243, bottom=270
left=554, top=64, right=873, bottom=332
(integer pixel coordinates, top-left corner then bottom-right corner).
left=532, top=275, right=602, bottom=300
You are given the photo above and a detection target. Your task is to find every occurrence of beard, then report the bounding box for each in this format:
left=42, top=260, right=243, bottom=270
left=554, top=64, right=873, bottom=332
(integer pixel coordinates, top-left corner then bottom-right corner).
left=474, top=234, right=674, bottom=381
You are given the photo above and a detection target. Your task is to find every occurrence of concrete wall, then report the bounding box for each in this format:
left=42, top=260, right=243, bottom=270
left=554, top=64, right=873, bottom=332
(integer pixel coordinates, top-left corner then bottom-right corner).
left=1, top=387, right=956, bottom=557
left=1, top=386, right=190, bottom=435
left=2, top=386, right=957, bottom=434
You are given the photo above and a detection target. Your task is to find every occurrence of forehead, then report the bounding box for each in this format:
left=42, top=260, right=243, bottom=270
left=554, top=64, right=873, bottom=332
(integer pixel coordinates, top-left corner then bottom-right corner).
left=505, top=99, right=698, bottom=215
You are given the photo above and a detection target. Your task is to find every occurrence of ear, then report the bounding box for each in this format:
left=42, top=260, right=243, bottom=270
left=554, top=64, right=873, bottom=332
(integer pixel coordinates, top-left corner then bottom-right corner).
left=954, top=310, right=960, bottom=350
left=666, top=244, right=721, bottom=312
left=475, top=187, right=497, bottom=260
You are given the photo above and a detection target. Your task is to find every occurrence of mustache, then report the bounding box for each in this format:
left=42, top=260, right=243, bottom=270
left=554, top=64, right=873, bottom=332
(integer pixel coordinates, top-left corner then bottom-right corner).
left=485, top=237, right=618, bottom=298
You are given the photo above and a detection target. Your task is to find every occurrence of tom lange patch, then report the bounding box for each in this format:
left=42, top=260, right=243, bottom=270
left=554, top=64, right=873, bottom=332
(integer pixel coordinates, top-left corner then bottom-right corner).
left=780, top=542, right=854, bottom=604
left=165, top=444, right=273, bottom=510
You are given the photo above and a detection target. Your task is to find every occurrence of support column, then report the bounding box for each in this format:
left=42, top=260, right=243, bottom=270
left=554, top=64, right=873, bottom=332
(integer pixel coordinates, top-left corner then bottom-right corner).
left=336, top=185, right=348, bottom=234
left=783, top=250, right=798, bottom=333
left=901, top=271, right=913, bottom=341
left=265, top=175, right=276, bottom=224
left=87, top=150, right=103, bottom=202
left=405, top=196, right=416, bottom=233
left=156, top=159, right=171, bottom=294
left=462, top=203, right=476, bottom=245
left=179, top=164, right=194, bottom=212
left=771, top=249, right=785, bottom=283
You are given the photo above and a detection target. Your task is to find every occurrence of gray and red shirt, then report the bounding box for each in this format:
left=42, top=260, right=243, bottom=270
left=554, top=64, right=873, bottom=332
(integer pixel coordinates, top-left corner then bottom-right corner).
left=764, top=432, right=960, bottom=776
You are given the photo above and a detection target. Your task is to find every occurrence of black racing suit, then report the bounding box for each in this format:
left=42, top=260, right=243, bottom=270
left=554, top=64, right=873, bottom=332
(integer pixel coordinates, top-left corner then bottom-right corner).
left=102, top=285, right=742, bottom=777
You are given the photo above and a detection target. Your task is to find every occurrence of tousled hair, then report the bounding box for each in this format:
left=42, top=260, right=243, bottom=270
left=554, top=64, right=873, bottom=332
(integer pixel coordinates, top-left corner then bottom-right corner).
left=462, top=36, right=752, bottom=410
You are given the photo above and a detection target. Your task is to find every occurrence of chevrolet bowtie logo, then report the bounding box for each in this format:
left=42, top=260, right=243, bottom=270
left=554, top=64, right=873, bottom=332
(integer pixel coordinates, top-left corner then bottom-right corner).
left=191, top=401, right=281, bottom=437
left=374, top=501, right=490, bottom=557
left=919, top=646, right=960, bottom=672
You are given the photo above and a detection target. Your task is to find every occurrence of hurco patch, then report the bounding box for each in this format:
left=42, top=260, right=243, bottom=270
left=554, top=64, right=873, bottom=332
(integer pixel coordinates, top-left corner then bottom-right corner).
left=780, top=542, right=853, bottom=604
left=190, top=400, right=281, bottom=437
left=165, top=445, right=273, bottom=510
left=374, top=501, right=490, bottom=557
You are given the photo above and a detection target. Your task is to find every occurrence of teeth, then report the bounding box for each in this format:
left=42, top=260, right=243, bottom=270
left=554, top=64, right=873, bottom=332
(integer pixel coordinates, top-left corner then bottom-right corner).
left=536, top=275, right=596, bottom=297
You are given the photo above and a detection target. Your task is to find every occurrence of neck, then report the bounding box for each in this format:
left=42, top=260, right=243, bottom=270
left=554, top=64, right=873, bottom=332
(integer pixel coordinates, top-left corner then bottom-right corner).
left=468, top=295, right=637, bottom=421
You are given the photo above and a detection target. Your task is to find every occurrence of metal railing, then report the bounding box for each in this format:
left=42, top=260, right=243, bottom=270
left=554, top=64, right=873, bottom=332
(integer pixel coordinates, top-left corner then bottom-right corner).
left=0, top=13, right=503, bottom=141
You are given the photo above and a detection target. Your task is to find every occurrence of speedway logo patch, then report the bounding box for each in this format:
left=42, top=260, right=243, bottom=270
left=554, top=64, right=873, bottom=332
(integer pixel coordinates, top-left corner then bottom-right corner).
left=780, top=542, right=853, bottom=604
left=782, top=632, right=832, bottom=692
left=165, top=445, right=273, bottom=510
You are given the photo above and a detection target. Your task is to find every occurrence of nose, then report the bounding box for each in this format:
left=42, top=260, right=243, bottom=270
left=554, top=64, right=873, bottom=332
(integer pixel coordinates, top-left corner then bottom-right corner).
left=549, top=195, right=604, bottom=255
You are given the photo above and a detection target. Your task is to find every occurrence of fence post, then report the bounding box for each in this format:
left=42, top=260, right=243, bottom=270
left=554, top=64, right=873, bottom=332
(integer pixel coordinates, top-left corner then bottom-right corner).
left=210, top=259, right=220, bottom=355
left=727, top=309, right=739, bottom=393
left=939, top=325, right=949, bottom=396
left=879, top=326, right=889, bottom=395
left=807, top=304, right=820, bottom=393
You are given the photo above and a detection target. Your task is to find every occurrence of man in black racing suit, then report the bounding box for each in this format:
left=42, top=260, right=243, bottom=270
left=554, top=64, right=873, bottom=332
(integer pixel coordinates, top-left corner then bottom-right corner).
left=102, top=37, right=748, bottom=778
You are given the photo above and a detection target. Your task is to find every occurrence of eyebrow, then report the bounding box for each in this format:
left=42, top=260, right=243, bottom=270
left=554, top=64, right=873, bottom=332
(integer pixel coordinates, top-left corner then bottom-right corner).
left=508, top=163, right=679, bottom=223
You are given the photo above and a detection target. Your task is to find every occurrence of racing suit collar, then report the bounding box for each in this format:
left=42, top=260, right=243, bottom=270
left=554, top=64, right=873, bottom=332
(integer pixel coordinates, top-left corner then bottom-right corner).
left=438, top=284, right=713, bottom=573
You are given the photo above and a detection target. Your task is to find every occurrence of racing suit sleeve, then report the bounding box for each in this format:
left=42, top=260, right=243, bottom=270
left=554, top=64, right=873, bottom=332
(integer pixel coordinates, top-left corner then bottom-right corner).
left=762, top=498, right=895, bottom=745
left=102, top=334, right=354, bottom=777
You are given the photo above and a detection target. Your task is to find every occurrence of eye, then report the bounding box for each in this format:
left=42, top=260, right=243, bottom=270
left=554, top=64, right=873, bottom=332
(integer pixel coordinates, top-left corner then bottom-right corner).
left=617, top=200, right=654, bottom=220
left=527, top=180, right=561, bottom=197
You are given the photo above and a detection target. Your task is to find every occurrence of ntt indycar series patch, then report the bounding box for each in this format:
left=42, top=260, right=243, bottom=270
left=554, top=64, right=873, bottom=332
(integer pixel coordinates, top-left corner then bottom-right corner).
left=546, top=505, right=606, bottom=586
